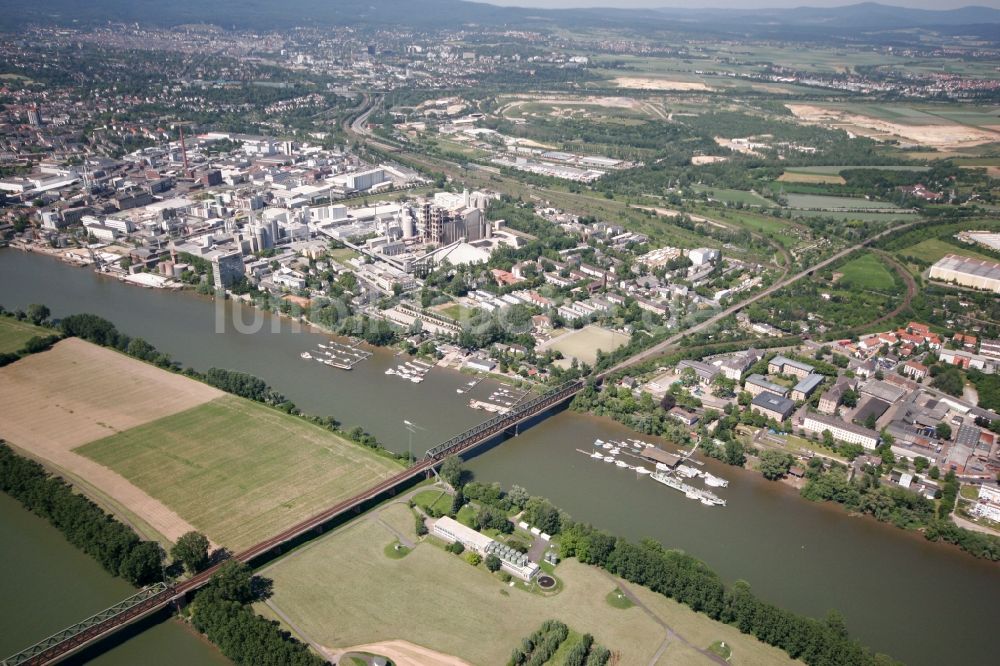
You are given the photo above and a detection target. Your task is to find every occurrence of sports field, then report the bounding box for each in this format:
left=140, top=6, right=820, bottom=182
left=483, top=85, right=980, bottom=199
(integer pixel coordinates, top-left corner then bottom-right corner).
left=0, top=338, right=222, bottom=542
left=79, top=395, right=402, bottom=550
left=259, top=504, right=795, bottom=666
left=837, top=254, right=896, bottom=291
left=0, top=317, right=50, bottom=354
left=540, top=325, right=630, bottom=366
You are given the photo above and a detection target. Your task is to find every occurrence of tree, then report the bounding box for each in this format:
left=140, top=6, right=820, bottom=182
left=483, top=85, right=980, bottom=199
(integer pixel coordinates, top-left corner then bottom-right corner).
left=485, top=554, right=502, bottom=572
left=929, top=466, right=941, bottom=480
left=118, top=541, right=164, bottom=586
left=660, top=393, right=676, bottom=411
left=914, top=456, right=929, bottom=473
left=759, top=450, right=794, bottom=481
left=936, top=422, right=952, bottom=441
left=507, top=484, right=530, bottom=510
left=26, top=303, right=50, bottom=326
left=440, top=455, right=463, bottom=488
left=723, top=439, right=747, bottom=467
left=172, top=531, right=210, bottom=574
left=204, top=560, right=257, bottom=604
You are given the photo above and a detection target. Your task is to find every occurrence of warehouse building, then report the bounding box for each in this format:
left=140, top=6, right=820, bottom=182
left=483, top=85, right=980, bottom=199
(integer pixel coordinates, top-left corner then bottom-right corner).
left=928, top=254, right=1000, bottom=293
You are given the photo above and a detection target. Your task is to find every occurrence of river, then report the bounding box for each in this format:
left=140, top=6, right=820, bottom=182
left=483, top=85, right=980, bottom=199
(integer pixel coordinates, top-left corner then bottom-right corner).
left=0, top=249, right=998, bottom=666
left=0, top=492, right=228, bottom=665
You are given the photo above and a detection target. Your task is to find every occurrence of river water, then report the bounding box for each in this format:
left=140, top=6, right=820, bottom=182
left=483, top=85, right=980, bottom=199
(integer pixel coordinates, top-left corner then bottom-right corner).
left=0, top=249, right=997, bottom=666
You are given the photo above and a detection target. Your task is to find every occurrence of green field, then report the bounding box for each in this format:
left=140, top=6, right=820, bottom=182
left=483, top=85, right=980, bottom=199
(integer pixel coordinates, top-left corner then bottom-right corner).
left=259, top=504, right=795, bottom=666
left=790, top=209, right=917, bottom=223
left=691, top=185, right=774, bottom=207
left=785, top=194, right=900, bottom=210
left=784, top=165, right=932, bottom=175
left=838, top=253, right=896, bottom=290
left=79, top=395, right=401, bottom=549
left=897, top=238, right=997, bottom=266
left=0, top=317, right=50, bottom=354
left=542, top=325, right=630, bottom=365
left=713, top=209, right=802, bottom=248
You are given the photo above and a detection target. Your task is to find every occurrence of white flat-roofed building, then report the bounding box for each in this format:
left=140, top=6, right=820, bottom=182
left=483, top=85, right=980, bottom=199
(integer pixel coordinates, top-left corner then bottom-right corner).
left=928, top=254, right=1000, bottom=293
left=971, top=483, right=1000, bottom=523
left=432, top=516, right=494, bottom=554
left=802, top=413, right=880, bottom=450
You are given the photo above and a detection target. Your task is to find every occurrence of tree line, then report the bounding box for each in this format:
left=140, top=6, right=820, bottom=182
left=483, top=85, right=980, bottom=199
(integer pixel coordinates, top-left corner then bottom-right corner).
left=0, top=305, right=61, bottom=367
left=191, top=560, right=327, bottom=666
left=0, top=443, right=164, bottom=586
left=470, top=478, right=897, bottom=665
left=801, top=462, right=999, bottom=560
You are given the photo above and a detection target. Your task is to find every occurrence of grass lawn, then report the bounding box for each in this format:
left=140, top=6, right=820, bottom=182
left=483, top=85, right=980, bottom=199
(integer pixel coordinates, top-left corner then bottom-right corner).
left=260, top=507, right=796, bottom=666
left=78, top=395, right=402, bottom=550
left=541, top=325, right=630, bottom=366
left=785, top=194, right=899, bottom=210
left=896, top=238, right=997, bottom=266
left=0, top=317, right=51, bottom=354
left=959, top=485, right=979, bottom=501
left=709, top=639, right=733, bottom=661
left=328, top=247, right=360, bottom=263
left=838, top=253, right=897, bottom=291
left=412, top=489, right=452, bottom=515
left=712, top=209, right=801, bottom=248
left=545, top=629, right=584, bottom=665
left=456, top=504, right=477, bottom=528
left=606, top=587, right=634, bottom=609
left=435, top=302, right=479, bottom=323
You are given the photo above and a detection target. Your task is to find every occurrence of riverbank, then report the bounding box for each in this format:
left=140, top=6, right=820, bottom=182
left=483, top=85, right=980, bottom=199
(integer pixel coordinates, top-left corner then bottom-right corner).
left=2, top=247, right=999, bottom=666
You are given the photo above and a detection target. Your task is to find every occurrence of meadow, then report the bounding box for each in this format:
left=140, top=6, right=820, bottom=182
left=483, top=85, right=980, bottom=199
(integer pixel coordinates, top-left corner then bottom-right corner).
left=80, top=394, right=402, bottom=550
left=0, top=338, right=222, bottom=542
left=259, top=504, right=795, bottom=666
left=784, top=194, right=900, bottom=210
left=0, top=317, right=50, bottom=354
left=837, top=253, right=897, bottom=291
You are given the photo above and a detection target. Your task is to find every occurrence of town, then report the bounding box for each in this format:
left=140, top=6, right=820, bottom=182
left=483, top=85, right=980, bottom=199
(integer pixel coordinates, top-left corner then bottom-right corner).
left=1, top=2, right=1000, bottom=666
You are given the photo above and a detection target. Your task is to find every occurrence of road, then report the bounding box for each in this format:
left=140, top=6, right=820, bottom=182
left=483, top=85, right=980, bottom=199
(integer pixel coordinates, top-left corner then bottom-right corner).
left=346, top=93, right=927, bottom=378
left=600, top=221, right=923, bottom=377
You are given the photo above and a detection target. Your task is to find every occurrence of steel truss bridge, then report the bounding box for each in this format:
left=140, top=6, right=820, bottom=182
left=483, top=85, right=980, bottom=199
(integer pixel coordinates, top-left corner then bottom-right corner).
left=3, top=379, right=584, bottom=666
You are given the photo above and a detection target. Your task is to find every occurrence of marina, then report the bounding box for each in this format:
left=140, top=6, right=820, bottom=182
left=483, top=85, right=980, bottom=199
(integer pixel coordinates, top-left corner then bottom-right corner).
left=303, top=339, right=372, bottom=370
left=385, top=358, right=433, bottom=383
left=576, top=438, right=728, bottom=507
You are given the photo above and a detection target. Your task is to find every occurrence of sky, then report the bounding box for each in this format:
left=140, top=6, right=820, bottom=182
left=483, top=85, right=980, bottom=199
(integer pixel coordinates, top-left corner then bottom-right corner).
left=479, top=1, right=1000, bottom=10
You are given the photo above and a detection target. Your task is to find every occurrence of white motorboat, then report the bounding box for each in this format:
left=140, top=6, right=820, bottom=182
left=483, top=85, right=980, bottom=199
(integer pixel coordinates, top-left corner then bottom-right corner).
left=636, top=467, right=651, bottom=475
left=300, top=352, right=312, bottom=359
left=615, top=460, right=629, bottom=468
left=590, top=451, right=603, bottom=459
left=603, top=456, right=615, bottom=463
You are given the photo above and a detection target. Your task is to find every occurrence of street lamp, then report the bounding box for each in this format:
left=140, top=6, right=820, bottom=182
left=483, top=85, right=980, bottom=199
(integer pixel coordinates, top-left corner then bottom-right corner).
left=404, top=419, right=424, bottom=465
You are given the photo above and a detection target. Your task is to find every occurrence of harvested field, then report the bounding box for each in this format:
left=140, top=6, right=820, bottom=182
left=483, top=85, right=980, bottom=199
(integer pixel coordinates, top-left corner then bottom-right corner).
left=691, top=155, right=729, bottom=165
left=0, top=338, right=221, bottom=542
left=260, top=506, right=796, bottom=666
left=613, top=77, right=710, bottom=91
left=786, top=104, right=1000, bottom=149
left=540, top=325, right=630, bottom=366
left=779, top=171, right=846, bottom=185
left=0, top=317, right=50, bottom=354
left=79, top=395, right=402, bottom=550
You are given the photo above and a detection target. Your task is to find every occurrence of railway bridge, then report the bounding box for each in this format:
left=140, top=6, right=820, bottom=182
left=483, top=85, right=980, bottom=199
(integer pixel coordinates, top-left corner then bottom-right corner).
left=2, top=379, right=585, bottom=666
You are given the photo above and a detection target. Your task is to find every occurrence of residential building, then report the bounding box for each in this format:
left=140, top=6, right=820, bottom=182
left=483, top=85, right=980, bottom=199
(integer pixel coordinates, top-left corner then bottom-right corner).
left=744, top=374, right=789, bottom=398
left=902, top=360, right=928, bottom=381
left=211, top=250, right=245, bottom=290
left=802, top=413, right=880, bottom=450
left=677, top=359, right=721, bottom=386
left=751, top=393, right=796, bottom=422
left=768, top=355, right=815, bottom=379
left=791, top=374, right=824, bottom=402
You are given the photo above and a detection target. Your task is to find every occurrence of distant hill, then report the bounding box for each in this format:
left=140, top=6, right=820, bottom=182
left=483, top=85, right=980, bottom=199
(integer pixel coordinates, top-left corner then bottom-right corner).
left=2, top=1, right=999, bottom=39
